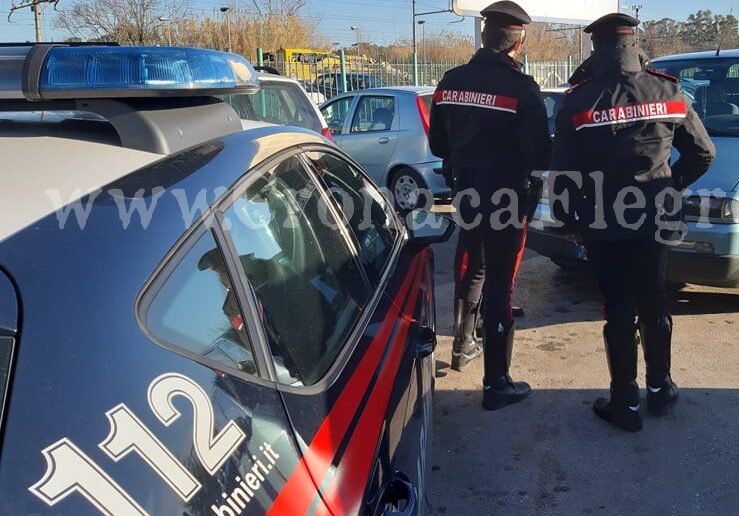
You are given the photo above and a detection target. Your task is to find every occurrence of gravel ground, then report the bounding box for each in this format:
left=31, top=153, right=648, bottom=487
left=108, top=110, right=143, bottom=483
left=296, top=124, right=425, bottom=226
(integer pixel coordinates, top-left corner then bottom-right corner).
left=428, top=235, right=739, bottom=516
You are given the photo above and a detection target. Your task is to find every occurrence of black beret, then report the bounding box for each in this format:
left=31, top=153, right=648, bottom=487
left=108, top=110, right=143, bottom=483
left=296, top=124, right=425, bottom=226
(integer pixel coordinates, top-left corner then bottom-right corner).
left=481, top=1, right=532, bottom=26
left=584, top=13, right=640, bottom=35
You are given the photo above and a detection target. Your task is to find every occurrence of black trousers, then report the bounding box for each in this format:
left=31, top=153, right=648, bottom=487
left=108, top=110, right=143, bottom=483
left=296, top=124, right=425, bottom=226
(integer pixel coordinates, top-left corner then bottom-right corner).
left=455, top=225, right=526, bottom=330
left=588, top=240, right=670, bottom=329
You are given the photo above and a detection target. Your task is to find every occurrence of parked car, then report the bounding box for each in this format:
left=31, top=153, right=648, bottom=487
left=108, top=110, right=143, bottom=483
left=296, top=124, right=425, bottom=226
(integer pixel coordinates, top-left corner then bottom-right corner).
left=298, top=79, right=327, bottom=105
left=0, top=44, right=452, bottom=515
left=219, top=72, right=333, bottom=140
left=541, top=87, right=566, bottom=135
left=527, top=50, right=739, bottom=288
left=320, top=86, right=451, bottom=211
left=313, top=72, right=386, bottom=99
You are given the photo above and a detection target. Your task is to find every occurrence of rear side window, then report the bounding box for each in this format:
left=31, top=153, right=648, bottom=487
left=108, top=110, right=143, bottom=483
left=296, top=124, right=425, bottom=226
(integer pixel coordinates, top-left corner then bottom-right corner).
left=220, top=80, right=322, bottom=133
left=352, top=96, right=395, bottom=133
left=220, top=155, right=372, bottom=386
left=143, top=231, right=257, bottom=375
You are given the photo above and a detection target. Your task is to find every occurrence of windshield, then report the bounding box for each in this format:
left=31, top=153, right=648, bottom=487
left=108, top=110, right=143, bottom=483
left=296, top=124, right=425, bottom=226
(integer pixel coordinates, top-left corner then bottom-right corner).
left=219, top=80, right=322, bottom=134
left=653, top=57, right=739, bottom=137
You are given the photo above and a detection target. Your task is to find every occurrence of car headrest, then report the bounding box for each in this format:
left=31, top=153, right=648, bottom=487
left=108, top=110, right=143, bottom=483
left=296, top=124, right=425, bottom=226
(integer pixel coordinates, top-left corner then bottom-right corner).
left=694, top=85, right=729, bottom=103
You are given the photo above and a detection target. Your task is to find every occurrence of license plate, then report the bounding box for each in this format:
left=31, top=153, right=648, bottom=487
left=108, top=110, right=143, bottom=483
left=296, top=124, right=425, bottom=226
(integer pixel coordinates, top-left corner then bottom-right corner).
left=575, top=244, right=589, bottom=261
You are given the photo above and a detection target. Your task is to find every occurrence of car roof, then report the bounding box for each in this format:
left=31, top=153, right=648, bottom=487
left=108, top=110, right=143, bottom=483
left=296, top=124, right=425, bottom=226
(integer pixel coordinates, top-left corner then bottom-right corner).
left=0, top=133, right=162, bottom=242
left=541, top=87, right=568, bottom=94
left=367, top=86, right=437, bottom=95
left=0, top=124, right=325, bottom=244
left=652, top=48, right=739, bottom=62
left=327, top=86, right=435, bottom=99
left=258, top=73, right=300, bottom=84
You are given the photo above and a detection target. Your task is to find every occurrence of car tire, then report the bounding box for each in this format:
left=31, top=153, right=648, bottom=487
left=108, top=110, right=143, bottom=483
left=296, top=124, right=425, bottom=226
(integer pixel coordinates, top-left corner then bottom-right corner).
left=390, top=167, right=429, bottom=213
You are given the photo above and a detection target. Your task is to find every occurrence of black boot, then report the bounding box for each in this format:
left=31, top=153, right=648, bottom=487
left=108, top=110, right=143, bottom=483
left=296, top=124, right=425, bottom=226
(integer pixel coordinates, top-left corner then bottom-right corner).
left=451, top=299, right=482, bottom=372
left=640, top=315, right=679, bottom=416
left=482, top=324, right=531, bottom=411
left=593, top=323, right=643, bottom=432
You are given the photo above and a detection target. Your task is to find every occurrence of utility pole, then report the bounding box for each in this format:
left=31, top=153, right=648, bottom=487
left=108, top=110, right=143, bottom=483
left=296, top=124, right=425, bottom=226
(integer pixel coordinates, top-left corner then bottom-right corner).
left=32, top=1, right=41, bottom=42
left=632, top=4, right=642, bottom=19
left=412, top=0, right=418, bottom=86
left=9, top=0, right=59, bottom=43
left=417, top=19, right=426, bottom=85
left=158, top=16, right=172, bottom=46
left=220, top=7, right=232, bottom=52
left=351, top=26, right=361, bottom=60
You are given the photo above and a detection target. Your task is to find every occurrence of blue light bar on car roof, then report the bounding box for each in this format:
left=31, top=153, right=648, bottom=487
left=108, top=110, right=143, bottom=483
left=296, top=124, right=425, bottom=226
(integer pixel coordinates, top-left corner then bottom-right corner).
left=22, top=45, right=259, bottom=100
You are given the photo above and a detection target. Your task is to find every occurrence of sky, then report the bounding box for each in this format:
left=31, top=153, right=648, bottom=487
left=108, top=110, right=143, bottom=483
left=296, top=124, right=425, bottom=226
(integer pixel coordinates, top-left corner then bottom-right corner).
left=1, top=0, right=737, bottom=46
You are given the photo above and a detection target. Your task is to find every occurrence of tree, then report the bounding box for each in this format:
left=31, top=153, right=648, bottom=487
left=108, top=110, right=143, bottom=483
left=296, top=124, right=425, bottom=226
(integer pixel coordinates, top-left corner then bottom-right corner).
left=55, top=0, right=182, bottom=44
left=640, top=10, right=739, bottom=58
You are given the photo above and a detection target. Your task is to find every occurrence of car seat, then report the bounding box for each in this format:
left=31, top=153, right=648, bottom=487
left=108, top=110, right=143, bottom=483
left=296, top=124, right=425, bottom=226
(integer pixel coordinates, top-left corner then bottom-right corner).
left=693, top=85, right=739, bottom=117
left=370, top=107, right=394, bottom=131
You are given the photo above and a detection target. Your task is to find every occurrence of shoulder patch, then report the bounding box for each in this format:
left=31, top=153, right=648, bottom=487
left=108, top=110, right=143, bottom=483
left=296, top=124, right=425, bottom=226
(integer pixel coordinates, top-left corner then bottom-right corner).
left=566, top=79, right=592, bottom=94
left=646, top=70, right=678, bottom=83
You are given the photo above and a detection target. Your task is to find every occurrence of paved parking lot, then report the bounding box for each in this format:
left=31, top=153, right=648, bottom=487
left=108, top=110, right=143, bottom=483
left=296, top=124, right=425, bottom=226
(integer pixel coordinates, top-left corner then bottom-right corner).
left=429, top=234, right=739, bottom=515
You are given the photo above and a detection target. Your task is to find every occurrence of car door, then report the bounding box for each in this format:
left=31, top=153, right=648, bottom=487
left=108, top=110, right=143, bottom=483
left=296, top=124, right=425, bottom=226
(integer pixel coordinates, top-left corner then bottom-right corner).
left=300, top=149, right=434, bottom=515
left=340, top=95, right=400, bottom=185
left=320, top=95, right=356, bottom=145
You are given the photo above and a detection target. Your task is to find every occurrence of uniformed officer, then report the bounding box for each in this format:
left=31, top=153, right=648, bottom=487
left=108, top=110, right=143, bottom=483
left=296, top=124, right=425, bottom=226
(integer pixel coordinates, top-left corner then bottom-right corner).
left=429, top=0, right=551, bottom=410
left=451, top=227, right=528, bottom=373
left=550, top=13, right=716, bottom=432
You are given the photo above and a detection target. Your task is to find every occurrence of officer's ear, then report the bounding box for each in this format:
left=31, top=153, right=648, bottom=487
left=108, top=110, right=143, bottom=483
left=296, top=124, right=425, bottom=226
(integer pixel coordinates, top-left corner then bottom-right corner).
left=513, top=28, right=526, bottom=54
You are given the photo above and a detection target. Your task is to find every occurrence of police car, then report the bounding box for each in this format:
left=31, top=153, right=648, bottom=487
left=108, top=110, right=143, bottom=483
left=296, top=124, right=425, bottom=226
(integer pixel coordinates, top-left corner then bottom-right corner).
left=0, top=44, right=454, bottom=515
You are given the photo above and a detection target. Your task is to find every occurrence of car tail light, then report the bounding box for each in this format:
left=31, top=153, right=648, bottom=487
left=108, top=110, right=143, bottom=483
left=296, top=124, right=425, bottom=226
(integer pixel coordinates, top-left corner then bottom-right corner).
left=416, top=95, right=430, bottom=136
left=321, top=127, right=334, bottom=141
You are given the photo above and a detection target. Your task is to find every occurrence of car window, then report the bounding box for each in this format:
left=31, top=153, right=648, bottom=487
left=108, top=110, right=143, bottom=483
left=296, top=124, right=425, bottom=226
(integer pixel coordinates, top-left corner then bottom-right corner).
left=220, top=155, right=372, bottom=387
left=305, top=151, right=400, bottom=284
left=654, top=57, right=739, bottom=137
left=219, top=80, right=322, bottom=133
left=321, top=97, right=353, bottom=135
left=144, top=230, right=257, bottom=376
left=351, top=96, right=395, bottom=133
left=542, top=93, right=564, bottom=134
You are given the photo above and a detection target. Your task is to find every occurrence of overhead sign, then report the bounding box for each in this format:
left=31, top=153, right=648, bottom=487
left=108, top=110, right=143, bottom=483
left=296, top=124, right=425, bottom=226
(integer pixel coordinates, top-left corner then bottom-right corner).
left=453, top=0, right=621, bottom=25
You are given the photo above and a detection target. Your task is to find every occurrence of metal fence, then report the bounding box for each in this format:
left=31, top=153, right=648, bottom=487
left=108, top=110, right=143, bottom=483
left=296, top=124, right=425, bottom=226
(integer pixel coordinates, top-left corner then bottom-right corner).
left=525, top=59, right=576, bottom=89
left=261, top=49, right=578, bottom=99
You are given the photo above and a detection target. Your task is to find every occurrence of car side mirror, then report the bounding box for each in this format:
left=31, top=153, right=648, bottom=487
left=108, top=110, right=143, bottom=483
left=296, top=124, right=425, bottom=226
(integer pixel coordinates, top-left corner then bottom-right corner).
left=405, top=209, right=456, bottom=246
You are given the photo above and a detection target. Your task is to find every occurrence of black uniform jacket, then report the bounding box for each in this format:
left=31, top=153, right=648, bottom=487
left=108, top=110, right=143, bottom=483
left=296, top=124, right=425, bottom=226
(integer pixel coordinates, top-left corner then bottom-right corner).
left=551, top=47, right=716, bottom=241
left=429, top=49, right=552, bottom=210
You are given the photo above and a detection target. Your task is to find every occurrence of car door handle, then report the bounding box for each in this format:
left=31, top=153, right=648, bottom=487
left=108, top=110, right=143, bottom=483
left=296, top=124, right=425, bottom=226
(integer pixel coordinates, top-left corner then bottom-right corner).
left=378, top=136, right=390, bottom=144
left=382, top=473, right=416, bottom=516
left=416, top=326, right=436, bottom=359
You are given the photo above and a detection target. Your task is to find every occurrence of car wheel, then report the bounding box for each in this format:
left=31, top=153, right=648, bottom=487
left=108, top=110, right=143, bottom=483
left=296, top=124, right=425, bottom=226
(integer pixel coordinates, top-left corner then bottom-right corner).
left=390, top=167, right=428, bottom=212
